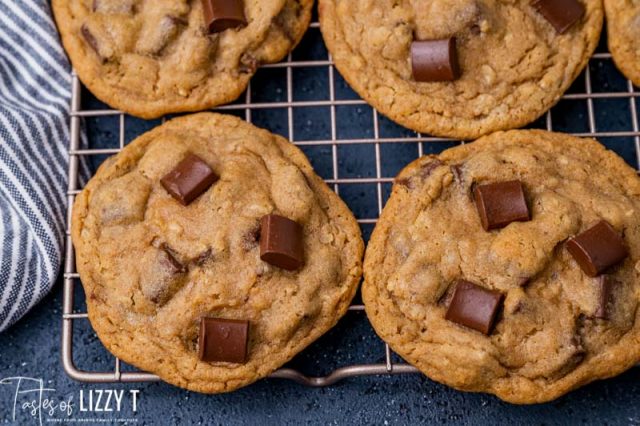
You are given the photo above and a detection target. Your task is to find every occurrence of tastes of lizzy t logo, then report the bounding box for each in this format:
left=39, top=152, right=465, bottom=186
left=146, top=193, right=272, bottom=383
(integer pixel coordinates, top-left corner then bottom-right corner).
left=0, top=376, right=140, bottom=425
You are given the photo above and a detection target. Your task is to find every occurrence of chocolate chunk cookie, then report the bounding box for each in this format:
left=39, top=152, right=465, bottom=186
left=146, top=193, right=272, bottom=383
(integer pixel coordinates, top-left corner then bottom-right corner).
left=605, top=0, right=640, bottom=87
left=53, top=0, right=313, bottom=118
left=319, top=0, right=603, bottom=139
left=71, top=113, right=363, bottom=393
left=363, top=130, right=640, bottom=403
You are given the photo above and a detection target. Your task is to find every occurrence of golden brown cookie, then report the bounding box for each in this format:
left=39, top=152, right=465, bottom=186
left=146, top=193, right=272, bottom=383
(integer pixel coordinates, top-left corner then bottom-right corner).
left=71, top=112, right=364, bottom=393
left=53, top=0, right=313, bottom=118
left=363, top=130, right=640, bottom=403
left=605, top=0, right=640, bottom=86
left=319, top=0, right=603, bottom=139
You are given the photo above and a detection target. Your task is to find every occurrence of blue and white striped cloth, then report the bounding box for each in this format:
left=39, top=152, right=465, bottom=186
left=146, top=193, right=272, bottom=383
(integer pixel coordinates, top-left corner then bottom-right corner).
left=0, top=1, right=72, bottom=332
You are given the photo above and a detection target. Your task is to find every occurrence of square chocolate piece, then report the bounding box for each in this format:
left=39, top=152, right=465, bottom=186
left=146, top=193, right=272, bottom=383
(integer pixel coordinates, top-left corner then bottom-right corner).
left=161, top=154, right=218, bottom=205
left=260, top=214, right=304, bottom=270
left=445, top=280, right=504, bottom=335
left=201, top=0, right=247, bottom=33
left=566, top=220, right=628, bottom=277
left=532, top=0, right=585, bottom=34
left=411, top=37, right=460, bottom=82
left=198, top=318, right=249, bottom=363
left=473, top=180, right=530, bottom=231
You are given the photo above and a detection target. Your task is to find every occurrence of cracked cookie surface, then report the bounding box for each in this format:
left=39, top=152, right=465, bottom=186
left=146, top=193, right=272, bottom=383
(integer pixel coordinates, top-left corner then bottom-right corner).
left=71, top=113, right=363, bottom=393
left=318, top=0, right=603, bottom=139
left=363, top=130, right=640, bottom=403
left=605, top=0, right=640, bottom=87
left=53, top=0, right=313, bottom=118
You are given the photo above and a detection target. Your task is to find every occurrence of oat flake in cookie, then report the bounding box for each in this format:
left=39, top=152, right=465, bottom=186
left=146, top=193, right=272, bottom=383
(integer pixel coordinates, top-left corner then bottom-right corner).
left=71, top=113, right=363, bottom=393
left=318, top=0, right=603, bottom=139
left=363, top=130, right=640, bottom=403
left=605, top=0, right=640, bottom=87
left=52, top=0, right=313, bottom=118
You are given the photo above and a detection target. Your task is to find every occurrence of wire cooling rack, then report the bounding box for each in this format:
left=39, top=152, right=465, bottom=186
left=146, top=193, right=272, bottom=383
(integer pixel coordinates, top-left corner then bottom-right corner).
left=62, top=21, right=640, bottom=385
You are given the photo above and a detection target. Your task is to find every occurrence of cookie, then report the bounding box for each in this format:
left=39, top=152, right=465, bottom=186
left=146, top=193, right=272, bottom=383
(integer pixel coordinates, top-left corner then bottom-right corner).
left=605, top=0, right=640, bottom=87
left=318, top=0, right=603, bottom=139
left=52, top=0, right=313, bottom=118
left=71, top=112, right=364, bottom=393
left=362, top=130, right=640, bottom=403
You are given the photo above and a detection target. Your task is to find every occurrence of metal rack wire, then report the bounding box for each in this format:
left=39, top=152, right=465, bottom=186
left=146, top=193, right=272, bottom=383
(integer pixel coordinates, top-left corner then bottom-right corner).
left=62, top=22, right=640, bottom=385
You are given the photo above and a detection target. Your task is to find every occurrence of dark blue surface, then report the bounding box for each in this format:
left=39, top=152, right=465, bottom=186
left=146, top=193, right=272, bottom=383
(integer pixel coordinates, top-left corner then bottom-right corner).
left=2, top=18, right=640, bottom=426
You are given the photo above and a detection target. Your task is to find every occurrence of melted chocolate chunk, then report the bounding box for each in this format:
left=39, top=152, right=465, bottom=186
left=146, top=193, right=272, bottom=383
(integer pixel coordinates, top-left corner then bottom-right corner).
left=445, top=280, right=504, bottom=335
left=167, top=15, right=188, bottom=26
left=160, top=246, right=186, bottom=274
left=395, top=160, right=442, bottom=189
left=450, top=164, right=464, bottom=183
left=81, top=25, right=101, bottom=57
left=198, top=318, right=249, bottom=363
left=242, top=223, right=261, bottom=251
left=419, top=159, right=443, bottom=178
left=595, top=275, right=616, bottom=320
left=141, top=247, right=187, bottom=305
left=193, top=249, right=213, bottom=266
left=395, top=177, right=411, bottom=188
left=566, top=220, right=628, bottom=277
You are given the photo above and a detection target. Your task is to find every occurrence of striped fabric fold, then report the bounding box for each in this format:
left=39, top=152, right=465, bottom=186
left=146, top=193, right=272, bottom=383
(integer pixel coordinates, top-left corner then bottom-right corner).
left=0, top=0, right=72, bottom=332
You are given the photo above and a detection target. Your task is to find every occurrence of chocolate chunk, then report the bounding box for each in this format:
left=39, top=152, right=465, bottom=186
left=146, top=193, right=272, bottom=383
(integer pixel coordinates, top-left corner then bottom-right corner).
left=518, top=276, right=532, bottom=287
left=595, top=275, right=616, bottom=320
left=566, top=221, right=628, bottom=277
left=419, top=159, right=443, bottom=178
left=242, top=223, right=261, bottom=251
left=473, top=180, right=530, bottom=231
left=395, top=177, right=411, bottom=188
left=81, top=24, right=100, bottom=56
left=168, top=15, right=189, bottom=27
left=140, top=247, right=187, bottom=305
left=160, top=154, right=218, bottom=205
left=411, top=37, right=460, bottom=82
left=201, top=0, right=247, bottom=34
left=160, top=246, right=186, bottom=274
left=193, top=249, right=213, bottom=266
left=259, top=214, right=304, bottom=270
left=395, top=160, right=442, bottom=188
left=451, top=164, right=464, bottom=183
left=532, top=0, right=585, bottom=34
left=445, top=280, right=504, bottom=335
left=198, top=318, right=249, bottom=363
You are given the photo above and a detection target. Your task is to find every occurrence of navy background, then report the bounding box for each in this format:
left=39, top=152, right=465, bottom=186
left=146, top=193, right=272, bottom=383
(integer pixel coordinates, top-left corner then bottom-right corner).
left=2, top=14, right=640, bottom=425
